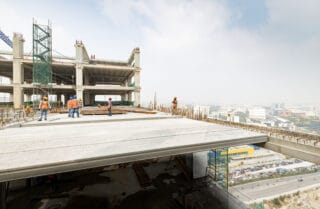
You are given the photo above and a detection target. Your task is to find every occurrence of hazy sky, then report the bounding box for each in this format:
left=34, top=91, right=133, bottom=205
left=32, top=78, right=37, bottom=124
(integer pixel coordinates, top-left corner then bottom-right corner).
left=0, top=0, right=319, bottom=105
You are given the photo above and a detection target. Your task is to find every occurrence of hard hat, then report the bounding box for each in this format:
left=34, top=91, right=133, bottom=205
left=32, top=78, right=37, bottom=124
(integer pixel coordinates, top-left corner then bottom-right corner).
left=174, top=96, right=177, bottom=99
left=70, top=96, right=73, bottom=99
left=43, top=96, right=47, bottom=100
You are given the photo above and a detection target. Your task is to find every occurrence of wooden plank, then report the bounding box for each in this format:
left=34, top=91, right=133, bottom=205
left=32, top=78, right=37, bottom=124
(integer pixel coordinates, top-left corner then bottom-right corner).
left=132, top=163, right=151, bottom=187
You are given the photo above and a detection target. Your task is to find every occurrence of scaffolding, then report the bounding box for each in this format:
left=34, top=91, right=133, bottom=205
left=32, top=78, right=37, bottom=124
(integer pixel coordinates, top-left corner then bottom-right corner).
left=32, top=20, right=52, bottom=104
left=208, top=147, right=229, bottom=190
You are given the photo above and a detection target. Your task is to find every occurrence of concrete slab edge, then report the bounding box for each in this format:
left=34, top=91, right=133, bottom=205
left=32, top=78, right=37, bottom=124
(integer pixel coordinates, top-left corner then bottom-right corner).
left=0, top=135, right=268, bottom=182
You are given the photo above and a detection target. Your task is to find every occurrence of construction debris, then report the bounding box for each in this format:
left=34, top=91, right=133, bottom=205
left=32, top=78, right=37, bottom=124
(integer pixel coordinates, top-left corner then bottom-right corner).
left=114, top=106, right=157, bottom=114
left=80, top=106, right=157, bottom=115
left=174, top=157, right=192, bottom=182
left=81, top=108, right=126, bottom=115
left=132, top=163, right=151, bottom=187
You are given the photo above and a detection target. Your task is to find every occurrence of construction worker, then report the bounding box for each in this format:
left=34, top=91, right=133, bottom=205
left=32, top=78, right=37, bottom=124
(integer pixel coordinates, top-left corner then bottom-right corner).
left=38, top=96, right=51, bottom=121
left=72, top=95, right=80, bottom=118
left=172, top=96, right=178, bottom=115
left=67, top=96, right=73, bottom=117
left=25, top=105, right=31, bottom=116
left=107, top=97, right=112, bottom=116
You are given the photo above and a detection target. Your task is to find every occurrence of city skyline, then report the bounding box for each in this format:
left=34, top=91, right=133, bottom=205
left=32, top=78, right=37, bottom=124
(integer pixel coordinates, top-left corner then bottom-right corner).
left=1, top=0, right=320, bottom=105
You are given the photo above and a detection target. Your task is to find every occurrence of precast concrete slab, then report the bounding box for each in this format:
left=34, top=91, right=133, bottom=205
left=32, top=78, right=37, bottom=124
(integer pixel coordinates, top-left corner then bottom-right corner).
left=0, top=116, right=268, bottom=182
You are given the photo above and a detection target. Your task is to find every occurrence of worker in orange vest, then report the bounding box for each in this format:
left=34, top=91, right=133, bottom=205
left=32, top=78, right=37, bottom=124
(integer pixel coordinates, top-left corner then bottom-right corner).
left=107, top=97, right=112, bottom=116
left=72, top=95, right=79, bottom=118
left=38, top=96, right=51, bottom=121
left=172, top=96, right=178, bottom=115
left=67, top=96, right=73, bottom=117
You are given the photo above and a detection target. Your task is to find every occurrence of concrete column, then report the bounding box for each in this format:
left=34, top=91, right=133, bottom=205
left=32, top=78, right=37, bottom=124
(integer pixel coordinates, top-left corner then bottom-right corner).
left=193, top=151, right=208, bottom=179
left=134, top=91, right=140, bottom=107
left=128, top=92, right=132, bottom=102
left=13, top=33, right=24, bottom=109
left=9, top=93, right=13, bottom=102
left=133, top=48, right=140, bottom=68
left=124, top=79, right=128, bottom=87
left=75, top=65, right=83, bottom=101
left=133, top=48, right=141, bottom=107
left=134, top=70, right=140, bottom=88
left=75, top=40, right=89, bottom=63
left=121, top=94, right=125, bottom=101
left=134, top=69, right=141, bottom=107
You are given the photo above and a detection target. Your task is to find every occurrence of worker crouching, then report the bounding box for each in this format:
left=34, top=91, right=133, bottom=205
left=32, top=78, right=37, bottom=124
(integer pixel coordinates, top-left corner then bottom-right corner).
left=38, top=96, right=51, bottom=121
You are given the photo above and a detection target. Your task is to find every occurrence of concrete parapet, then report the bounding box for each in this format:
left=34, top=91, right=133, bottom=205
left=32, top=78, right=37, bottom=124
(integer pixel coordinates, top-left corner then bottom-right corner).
left=264, top=137, right=320, bottom=164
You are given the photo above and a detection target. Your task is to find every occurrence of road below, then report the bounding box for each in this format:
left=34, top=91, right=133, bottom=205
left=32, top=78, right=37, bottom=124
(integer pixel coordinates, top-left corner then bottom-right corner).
left=229, top=172, right=320, bottom=204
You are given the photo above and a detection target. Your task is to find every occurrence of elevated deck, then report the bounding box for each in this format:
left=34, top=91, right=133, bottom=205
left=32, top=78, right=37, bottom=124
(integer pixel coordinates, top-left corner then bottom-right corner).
left=0, top=113, right=267, bottom=182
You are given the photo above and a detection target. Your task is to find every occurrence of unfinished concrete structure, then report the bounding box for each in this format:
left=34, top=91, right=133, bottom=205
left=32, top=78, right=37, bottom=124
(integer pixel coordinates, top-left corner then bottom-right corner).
left=0, top=33, right=141, bottom=108
left=0, top=114, right=268, bottom=182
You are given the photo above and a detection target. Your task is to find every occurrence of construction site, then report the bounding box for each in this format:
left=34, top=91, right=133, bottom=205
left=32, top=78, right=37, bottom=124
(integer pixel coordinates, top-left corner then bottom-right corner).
left=1, top=21, right=320, bottom=209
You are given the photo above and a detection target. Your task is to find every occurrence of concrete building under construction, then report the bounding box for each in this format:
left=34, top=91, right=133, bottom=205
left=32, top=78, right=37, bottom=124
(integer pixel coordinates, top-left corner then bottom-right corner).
left=0, top=32, right=141, bottom=108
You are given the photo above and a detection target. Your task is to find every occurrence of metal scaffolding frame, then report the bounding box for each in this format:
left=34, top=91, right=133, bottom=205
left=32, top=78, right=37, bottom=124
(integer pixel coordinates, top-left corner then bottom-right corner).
left=32, top=19, right=52, bottom=103
left=208, top=147, right=229, bottom=190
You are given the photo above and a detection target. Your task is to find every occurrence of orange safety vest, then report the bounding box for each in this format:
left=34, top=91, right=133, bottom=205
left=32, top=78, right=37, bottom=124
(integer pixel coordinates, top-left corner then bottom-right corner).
left=67, top=100, right=72, bottom=109
left=172, top=101, right=177, bottom=109
left=41, top=101, right=49, bottom=110
left=72, top=99, right=79, bottom=108
left=107, top=101, right=111, bottom=110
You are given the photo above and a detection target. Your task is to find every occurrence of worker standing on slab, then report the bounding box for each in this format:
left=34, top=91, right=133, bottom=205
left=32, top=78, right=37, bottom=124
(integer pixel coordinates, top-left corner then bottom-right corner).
left=38, top=96, right=51, bottom=121
left=72, top=95, right=80, bottom=118
left=67, top=96, right=73, bottom=117
left=107, top=97, right=112, bottom=116
left=172, top=96, right=178, bottom=115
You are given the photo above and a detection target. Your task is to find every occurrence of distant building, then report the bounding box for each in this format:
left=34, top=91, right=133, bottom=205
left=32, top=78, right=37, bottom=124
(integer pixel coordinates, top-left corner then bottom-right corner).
left=232, top=115, right=240, bottom=123
left=193, top=105, right=210, bottom=118
left=249, top=108, right=266, bottom=120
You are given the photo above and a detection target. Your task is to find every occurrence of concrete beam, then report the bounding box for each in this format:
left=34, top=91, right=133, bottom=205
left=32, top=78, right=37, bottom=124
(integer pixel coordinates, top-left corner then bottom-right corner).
left=83, top=85, right=135, bottom=91
left=83, top=64, right=135, bottom=71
